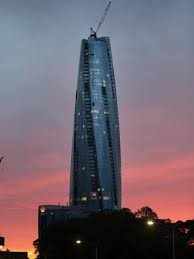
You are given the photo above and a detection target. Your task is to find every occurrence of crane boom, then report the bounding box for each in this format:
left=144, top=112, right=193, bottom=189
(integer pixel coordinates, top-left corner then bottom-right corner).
left=90, top=1, right=112, bottom=38
left=96, top=1, right=111, bottom=34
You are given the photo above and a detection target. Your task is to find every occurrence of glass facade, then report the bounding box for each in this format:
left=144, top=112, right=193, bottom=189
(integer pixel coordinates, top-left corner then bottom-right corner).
left=70, top=36, right=121, bottom=211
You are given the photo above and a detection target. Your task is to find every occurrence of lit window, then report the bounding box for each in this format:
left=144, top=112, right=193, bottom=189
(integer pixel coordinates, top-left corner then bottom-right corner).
left=91, top=110, right=99, bottom=114
left=40, top=207, right=46, bottom=213
left=94, top=58, right=100, bottom=64
left=103, top=196, right=110, bottom=200
left=81, top=197, right=87, bottom=201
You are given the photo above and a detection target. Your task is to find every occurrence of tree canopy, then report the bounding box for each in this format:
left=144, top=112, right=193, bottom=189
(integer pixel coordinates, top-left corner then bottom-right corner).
left=34, top=207, right=194, bottom=259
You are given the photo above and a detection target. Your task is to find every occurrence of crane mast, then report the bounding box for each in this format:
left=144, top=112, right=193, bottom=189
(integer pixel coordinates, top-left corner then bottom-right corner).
left=90, top=1, right=112, bottom=38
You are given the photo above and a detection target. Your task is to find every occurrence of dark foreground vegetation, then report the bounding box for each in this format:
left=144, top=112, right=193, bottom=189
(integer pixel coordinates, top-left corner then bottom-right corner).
left=34, top=207, right=194, bottom=259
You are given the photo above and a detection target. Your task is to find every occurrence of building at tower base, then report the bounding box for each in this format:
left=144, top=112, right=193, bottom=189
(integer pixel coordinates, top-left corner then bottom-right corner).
left=38, top=205, right=90, bottom=238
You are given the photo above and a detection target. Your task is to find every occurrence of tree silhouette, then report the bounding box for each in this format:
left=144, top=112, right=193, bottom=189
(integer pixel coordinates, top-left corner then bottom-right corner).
left=134, top=206, right=158, bottom=220
left=34, top=208, right=194, bottom=259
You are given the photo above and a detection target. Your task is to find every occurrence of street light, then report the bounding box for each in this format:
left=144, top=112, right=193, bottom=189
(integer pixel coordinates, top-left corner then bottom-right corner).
left=75, top=239, right=98, bottom=259
left=147, top=219, right=155, bottom=226
left=75, top=240, right=82, bottom=245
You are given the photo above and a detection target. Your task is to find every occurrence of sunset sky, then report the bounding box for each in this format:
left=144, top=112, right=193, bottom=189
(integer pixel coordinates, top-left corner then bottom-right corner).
left=0, top=0, right=194, bottom=257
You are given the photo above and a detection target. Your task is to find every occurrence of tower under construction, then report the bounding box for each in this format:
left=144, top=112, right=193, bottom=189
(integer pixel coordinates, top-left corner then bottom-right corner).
left=70, top=32, right=121, bottom=211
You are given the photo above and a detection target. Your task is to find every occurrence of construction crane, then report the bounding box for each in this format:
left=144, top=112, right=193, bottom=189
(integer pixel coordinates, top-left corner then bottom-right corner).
left=0, top=157, right=4, bottom=164
left=0, top=156, right=4, bottom=172
left=90, top=1, right=112, bottom=38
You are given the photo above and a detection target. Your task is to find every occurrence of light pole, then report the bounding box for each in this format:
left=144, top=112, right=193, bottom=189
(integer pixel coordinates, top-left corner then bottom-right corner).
left=95, top=245, right=98, bottom=259
left=75, top=239, right=98, bottom=259
left=166, top=223, right=178, bottom=259
left=171, top=223, right=180, bottom=259
left=172, top=226, right=175, bottom=259
left=146, top=220, right=178, bottom=259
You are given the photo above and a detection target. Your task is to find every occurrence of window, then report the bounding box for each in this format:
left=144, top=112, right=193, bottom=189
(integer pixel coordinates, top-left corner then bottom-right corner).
left=91, top=110, right=99, bottom=114
left=103, top=196, right=110, bottom=200
left=81, top=197, right=87, bottom=201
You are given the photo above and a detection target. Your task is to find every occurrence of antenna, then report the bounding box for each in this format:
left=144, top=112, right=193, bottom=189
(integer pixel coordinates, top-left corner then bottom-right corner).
left=90, top=1, right=112, bottom=38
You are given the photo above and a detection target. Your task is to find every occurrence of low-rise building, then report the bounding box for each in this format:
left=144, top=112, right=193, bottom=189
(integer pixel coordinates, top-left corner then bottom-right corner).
left=38, top=205, right=89, bottom=238
left=0, top=251, right=28, bottom=259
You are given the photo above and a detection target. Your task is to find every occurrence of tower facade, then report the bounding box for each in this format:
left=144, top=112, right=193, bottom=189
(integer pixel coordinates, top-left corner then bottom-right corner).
left=70, top=36, right=121, bottom=211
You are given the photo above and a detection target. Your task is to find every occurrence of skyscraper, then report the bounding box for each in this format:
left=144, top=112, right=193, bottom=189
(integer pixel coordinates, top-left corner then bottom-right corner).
left=70, top=35, right=121, bottom=211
